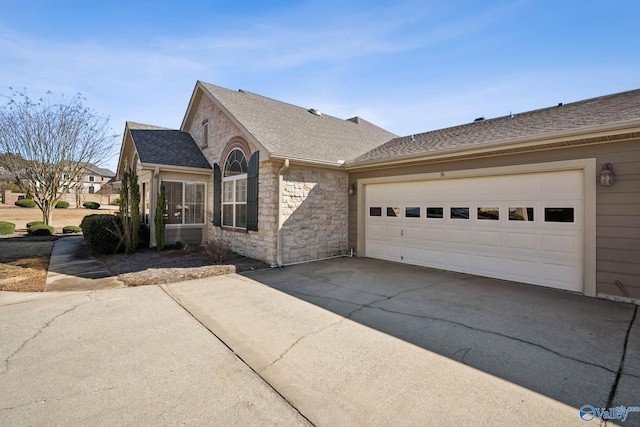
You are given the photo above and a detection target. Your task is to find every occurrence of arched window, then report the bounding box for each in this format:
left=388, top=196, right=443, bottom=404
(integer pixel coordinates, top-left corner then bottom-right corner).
left=222, top=149, right=247, bottom=228
left=224, top=148, right=247, bottom=177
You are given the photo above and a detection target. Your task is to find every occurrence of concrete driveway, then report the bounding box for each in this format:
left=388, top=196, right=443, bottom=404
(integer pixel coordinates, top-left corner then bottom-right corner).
left=1, top=257, right=638, bottom=426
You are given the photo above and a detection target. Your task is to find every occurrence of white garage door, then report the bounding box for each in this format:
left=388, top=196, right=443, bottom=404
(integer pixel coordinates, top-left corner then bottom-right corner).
left=365, top=170, right=583, bottom=292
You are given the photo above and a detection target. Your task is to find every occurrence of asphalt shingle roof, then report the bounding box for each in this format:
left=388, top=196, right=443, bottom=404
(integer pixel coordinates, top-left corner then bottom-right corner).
left=350, top=89, right=640, bottom=165
left=128, top=122, right=211, bottom=170
left=199, top=82, right=397, bottom=165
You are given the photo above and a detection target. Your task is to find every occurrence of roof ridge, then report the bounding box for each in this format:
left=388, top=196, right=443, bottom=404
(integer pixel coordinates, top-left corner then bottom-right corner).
left=398, top=87, right=640, bottom=140
left=127, top=121, right=174, bottom=130
left=200, top=80, right=382, bottom=126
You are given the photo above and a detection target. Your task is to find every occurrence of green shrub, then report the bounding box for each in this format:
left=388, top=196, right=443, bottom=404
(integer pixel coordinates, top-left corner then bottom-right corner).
left=63, top=225, right=82, bottom=234
left=27, top=223, right=54, bottom=236
left=80, top=214, right=123, bottom=254
left=55, top=201, right=70, bottom=209
left=83, top=201, right=101, bottom=210
left=27, top=220, right=44, bottom=228
left=15, top=199, right=36, bottom=208
left=0, top=221, right=16, bottom=235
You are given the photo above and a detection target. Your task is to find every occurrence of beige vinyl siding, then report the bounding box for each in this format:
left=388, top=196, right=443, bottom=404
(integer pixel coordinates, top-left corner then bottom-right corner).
left=348, top=138, right=640, bottom=299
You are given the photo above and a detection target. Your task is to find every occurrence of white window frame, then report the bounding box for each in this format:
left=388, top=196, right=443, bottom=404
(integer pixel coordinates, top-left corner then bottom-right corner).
left=222, top=148, right=248, bottom=229
left=164, top=180, right=207, bottom=227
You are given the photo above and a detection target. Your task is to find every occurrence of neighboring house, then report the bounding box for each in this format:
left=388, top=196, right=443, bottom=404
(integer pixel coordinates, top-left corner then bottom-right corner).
left=117, top=81, right=640, bottom=301
left=77, top=164, right=116, bottom=194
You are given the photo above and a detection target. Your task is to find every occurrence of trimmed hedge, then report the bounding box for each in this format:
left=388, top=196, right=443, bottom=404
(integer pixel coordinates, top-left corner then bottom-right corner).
left=27, top=223, right=54, bottom=236
left=0, top=221, right=16, bottom=235
left=55, top=201, right=70, bottom=209
left=15, top=199, right=36, bottom=208
left=63, top=225, right=82, bottom=234
left=26, top=221, right=44, bottom=228
left=81, top=214, right=122, bottom=254
left=83, top=201, right=101, bottom=210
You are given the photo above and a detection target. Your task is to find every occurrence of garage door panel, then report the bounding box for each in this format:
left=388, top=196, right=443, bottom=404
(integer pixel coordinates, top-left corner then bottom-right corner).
left=367, top=223, right=384, bottom=238
left=475, top=230, right=501, bottom=249
left=505, top=258, right=538, bottom=280
left=473, top=253, right=503, bottom=274
left=367, top=241, right=385, bottom=257
left=422, top=227, right=445, bottom=242
left=404, top=246, right=422, bottom=264
left=448, top=229, right=472, bottom=245
left=541, top=262, right=581, bottom=291
left=385, top=225, right=403, bottom=239
left=448, top=251, right=472, bottom=269
left=541, top=232, right=580, bottom=257
left=365, top=170, right=583, bottom=292
left=505, top=232, right=537, bottom=251
left=404, top=225, right=422, bottom=241
left=383, top=243, right=403, bottom=260
left=423, top=249, right=446, bottom=266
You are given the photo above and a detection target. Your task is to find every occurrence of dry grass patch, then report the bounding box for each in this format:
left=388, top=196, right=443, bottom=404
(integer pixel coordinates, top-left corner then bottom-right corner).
left=0, top=236, right=56, bottom=292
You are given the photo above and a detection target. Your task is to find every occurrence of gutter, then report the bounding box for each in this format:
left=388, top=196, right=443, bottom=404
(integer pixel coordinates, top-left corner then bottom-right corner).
left=345, top=118, right=640, bottom=170
left=276, top=159, right=290, bottom=267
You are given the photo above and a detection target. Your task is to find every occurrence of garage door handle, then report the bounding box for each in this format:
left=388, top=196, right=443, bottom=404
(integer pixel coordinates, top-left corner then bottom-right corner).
left=401, top=229, right=404, bottom=237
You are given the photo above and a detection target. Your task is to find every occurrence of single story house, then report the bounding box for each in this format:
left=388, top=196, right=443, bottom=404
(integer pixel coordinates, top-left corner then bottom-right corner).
left=117, top=81, right=640, bottom=302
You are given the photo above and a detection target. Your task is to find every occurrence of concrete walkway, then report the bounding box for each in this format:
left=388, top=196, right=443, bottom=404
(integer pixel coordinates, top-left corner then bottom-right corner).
left=45, top=236, right=125, bottom=291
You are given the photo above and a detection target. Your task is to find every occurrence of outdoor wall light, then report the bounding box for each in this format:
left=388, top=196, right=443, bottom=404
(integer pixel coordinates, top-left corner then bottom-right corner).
left=348, top=183, right=357, bottom=196
left=599, top=163, right=614, bottom=186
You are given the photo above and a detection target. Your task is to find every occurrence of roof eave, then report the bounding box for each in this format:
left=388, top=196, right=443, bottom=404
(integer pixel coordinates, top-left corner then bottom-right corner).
left=346, top=118, right=640, bottom=170
left=269, top=154, right=347, bottom=169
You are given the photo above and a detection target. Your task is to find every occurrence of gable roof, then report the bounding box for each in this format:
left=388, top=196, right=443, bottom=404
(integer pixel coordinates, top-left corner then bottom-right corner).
left=127, top=122, right=211, bottom=170
left=81, top=163, right=115, bottom=177
left=190, top=82, right=397, bottom=165
left=350, top=88, right=640, bottom=166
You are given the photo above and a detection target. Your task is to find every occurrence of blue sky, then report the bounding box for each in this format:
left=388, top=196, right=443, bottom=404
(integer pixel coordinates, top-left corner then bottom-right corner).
left=1, top=0, right=639, bottom=171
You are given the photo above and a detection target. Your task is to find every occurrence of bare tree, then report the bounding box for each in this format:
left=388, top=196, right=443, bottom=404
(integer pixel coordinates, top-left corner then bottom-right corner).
left=0, top=89, right=116, bottom=225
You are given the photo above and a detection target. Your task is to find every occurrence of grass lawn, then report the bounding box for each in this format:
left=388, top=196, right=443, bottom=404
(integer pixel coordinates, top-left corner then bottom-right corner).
left=0, top=205, right=99, bottom=292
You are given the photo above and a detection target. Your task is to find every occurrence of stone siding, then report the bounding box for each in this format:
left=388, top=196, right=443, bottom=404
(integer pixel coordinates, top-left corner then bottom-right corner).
left=207, top=161, right=279, bottom=266
left=280, top=166, right=348, bottom=264
left=189, top=93, right=278, bottom=265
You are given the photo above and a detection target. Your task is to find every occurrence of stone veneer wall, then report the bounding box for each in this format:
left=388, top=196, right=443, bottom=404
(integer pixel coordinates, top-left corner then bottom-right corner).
left=280, top=166, right=348, bottom=264
left=208, top=162, right=279, bottom=266
left=187, top=93, right=278, bottom=266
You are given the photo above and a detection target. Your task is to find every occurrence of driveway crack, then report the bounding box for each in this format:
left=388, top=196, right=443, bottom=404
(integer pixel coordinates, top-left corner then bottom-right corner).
left=606, top=304, right=638, bottom=408
left=360, top=304, right=619, bottom=374
left=1, top=292, right=94, bottom=376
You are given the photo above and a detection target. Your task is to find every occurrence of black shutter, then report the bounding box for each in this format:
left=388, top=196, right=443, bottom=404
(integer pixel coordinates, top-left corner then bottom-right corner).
left=213, top=164, right=221, bottom=227
left=246, top=151, right=259, bottom=231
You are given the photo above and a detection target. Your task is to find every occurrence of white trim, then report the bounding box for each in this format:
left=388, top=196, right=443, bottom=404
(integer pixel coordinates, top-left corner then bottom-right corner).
left=356, top=158, right=597, bottom=297
left=140, top=163, right=212, bottom=175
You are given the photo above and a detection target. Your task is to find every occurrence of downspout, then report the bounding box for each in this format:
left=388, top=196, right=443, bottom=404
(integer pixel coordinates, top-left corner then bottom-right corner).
left=276, top=159, right=290, bottom=267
